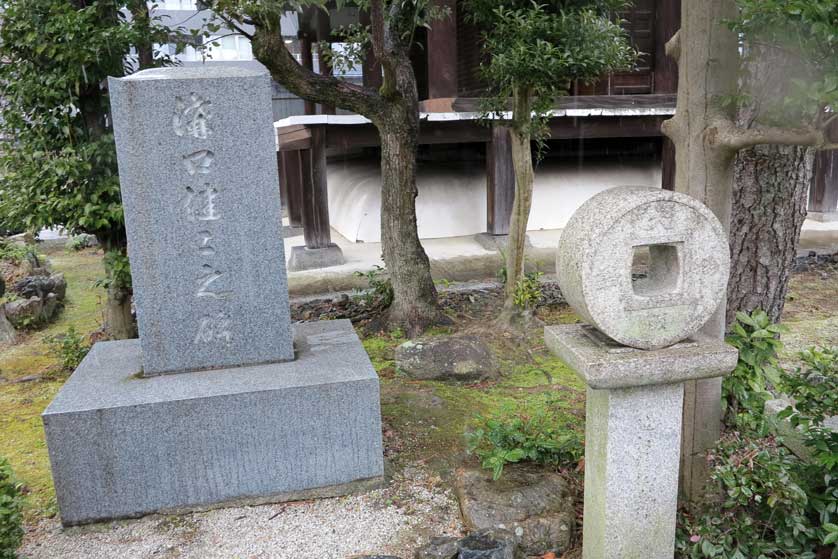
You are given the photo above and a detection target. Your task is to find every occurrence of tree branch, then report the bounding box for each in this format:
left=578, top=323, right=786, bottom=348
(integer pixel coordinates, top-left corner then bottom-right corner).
left=713, top=120, right=828, bottom=151
left=250, top=26, right=383, bottom=120
left=665, top=30, right=681, bottom=63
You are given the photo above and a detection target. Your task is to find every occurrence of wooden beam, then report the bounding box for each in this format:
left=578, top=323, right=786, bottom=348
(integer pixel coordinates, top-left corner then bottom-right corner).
left=450, top=93, right=677, bottom=113
left=279, top=150, right=304, bottom=228
left=654, top=0, right=681, bottom=94
left=809, top=148, right=838, bottom=213
left=427, top=0, right=458, bottom=99
left=300, top=127, right=333, bottom=249
left=486, top=126, right=515, bottom=236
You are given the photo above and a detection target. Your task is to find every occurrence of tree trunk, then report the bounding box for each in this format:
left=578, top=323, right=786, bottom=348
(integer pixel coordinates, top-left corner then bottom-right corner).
left=499, top=88, right=535, bottom=326
left=728, top=145, right=812, bottom=325
left=378, top=104, right=445, bottom=336
left=105, top=284, right=137, bottom=340
left=662, top=0, right=740, bottom=502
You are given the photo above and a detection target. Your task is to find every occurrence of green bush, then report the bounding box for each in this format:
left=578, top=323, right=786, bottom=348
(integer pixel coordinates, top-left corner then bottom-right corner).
left=0, top=241, right=32, bottom=266
left=0, top=457, right=24, bottom=559
left=677, top=312, right=837, bottom=559
left=353, top=265, right=394, bottom=308
left=512, top=271, right=543, bottom=310
left=465, top=403, right=583, bottom=480
left=723, top=310, right=787, bottom=432
left=46, top=326, right=90, bottom=372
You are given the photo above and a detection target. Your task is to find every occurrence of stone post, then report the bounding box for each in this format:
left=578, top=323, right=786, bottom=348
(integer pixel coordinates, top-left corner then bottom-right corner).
left=547, top=186, right=738, bottom=559
left=109, top=65, right=294, bottom=375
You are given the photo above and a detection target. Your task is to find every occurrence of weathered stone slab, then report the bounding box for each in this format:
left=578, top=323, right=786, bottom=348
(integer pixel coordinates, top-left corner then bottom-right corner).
left=43, top=320, right=383, bottom=526
left=557, top=186, right=730, bottom=350
left=396, top=335, right=499, bottom=382
left=545, top=324, right=738, bottom=389
left=109, top=64, right=293, bottom=375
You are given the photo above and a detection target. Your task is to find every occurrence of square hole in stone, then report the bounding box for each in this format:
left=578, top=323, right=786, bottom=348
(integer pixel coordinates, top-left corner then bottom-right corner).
left=631, top=243, right=682, bottom=296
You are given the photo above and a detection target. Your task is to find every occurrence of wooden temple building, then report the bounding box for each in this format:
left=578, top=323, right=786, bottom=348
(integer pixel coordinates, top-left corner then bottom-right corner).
left=274, top=0, right=838, bottom=265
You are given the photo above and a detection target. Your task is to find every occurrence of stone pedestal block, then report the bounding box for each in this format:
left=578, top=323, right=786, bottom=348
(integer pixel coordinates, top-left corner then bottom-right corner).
left=287, top=244, right=345, bottom=271
left=546, top=324, right=737, bottom=559
left=43, top=320, right=383, bottom=526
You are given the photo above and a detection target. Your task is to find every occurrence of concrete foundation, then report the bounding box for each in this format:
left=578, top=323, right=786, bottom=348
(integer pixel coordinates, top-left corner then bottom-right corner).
left=288, top=244, right=346, bottom=272
left=473, top=233, right=533, bottom=252
left=808, top=211, right=838, bottom=223
left=43, top=320, right=383, bottom=526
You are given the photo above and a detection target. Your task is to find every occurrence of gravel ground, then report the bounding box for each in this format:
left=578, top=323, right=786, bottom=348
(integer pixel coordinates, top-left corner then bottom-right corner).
left=20, top=465, right=463, bottom=559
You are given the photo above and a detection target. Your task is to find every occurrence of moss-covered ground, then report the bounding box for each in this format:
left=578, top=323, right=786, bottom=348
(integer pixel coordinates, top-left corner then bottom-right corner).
left=0, top=249, right=835, bottom=525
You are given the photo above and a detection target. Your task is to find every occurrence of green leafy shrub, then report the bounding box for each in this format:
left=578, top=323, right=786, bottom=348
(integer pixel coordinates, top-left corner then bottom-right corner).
left=0, top=456, right=24, bottom=559
left=95, top=250, right=132, bottom=292
left=0, top=241, right=32, bottom=266
left=465, top=404, right=583, bottom=480
left=723, top=310, right=787, bottom=431
left=353, top=265, right=394, bottom=308
left=512, top=271, right=543, bottom=310
left=677, top=433, right=818, bottom=559
left=46, top=326, right=90, bottom=373
left=65, top=233, right=96, bottom=252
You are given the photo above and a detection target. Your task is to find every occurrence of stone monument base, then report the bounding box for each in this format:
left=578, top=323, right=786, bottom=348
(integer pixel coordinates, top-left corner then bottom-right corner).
left=473, top=232, right=532, bottom=252
left=43, top=320, right=383, bottom=526
left=287, top=244, right=345, bottom=271
left=807, top=211, right=838, bottom=223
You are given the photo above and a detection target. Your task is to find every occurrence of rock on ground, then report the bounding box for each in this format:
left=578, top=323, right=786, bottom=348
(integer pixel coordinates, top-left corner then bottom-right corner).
left=20, top=465, right=463, bottom=559
left=396, top=336, right=499, bottom=382
left=454, top=466, right=576, bottom=556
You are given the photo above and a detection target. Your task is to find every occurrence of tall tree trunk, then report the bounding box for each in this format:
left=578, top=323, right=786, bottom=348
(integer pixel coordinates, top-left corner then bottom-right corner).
left=662, top=0, right=740, bottom=502
left=98, top=233, right=137, bottom=340
left=377, top=102, right=444, bottom=336
left=499, top=87, right=535, bottom=326
left=728, top=145, right=812, bottom=325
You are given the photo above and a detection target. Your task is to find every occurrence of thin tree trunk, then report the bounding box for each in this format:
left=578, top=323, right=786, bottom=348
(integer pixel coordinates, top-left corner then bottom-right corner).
left=499, top=88, right=535, bottom=326
left=728, top=145, right=812, bottom=325
left=378, top=103, right=444, bottom=336
left=105, top=284, right=137, bottom=339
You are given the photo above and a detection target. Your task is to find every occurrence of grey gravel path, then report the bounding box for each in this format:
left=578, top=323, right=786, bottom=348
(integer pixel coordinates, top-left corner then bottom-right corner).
left=21, top=465, right=462, bottom=559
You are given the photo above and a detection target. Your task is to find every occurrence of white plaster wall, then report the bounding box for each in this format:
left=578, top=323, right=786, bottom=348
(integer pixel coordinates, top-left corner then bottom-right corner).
left=327, top=157, right=662, bottom=243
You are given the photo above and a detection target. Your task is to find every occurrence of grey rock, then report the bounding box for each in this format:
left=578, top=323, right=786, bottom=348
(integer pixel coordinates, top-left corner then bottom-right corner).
left=14, top=273, right=66, bottom=301
left=4, top=296, right=43, bottom=328
left=457, top=529, right=521, bottom=559
left=557, top=186, right=730, bottom=350
left=109, top=63, right=294, bottom=375
left=455, top=466, right=574, bottom=556
left=414, top=536, right=458, bottom=559
left=287, top=244, right=346, bottom=272
left=396, top=336, right=498, bottom=382
left=42, top=320, right=384, bottom=526
left=0, top=306, right=16, bottom=344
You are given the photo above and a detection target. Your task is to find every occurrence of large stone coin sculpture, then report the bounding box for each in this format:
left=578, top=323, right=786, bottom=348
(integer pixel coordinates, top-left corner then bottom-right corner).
left=546, top=186, right=738, bottom=559
left=557, top=186, right=730, bottom=350
left=41, top=64, right=384, bottom=526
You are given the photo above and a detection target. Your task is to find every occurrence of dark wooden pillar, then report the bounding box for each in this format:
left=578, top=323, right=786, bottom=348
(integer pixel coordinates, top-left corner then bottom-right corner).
left=655, top=0, right=680, bottom=191
left=809, top=148, right=838, bottom=214
left=360, top=10, right=383, bottom=91
left=299, top=34, right=316, bottom=115
left=316, top=10, right=336, bottom=115
left=486, top=126, right=515, bottom=236
left=427, top=0, right=458, bottom=99
left=299, top=126, right=333, bottom=249
left=280, top=150, right=304, bottom=227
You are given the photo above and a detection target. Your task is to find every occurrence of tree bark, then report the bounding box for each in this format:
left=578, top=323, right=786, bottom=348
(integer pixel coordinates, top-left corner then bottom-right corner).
left=105, top=284, right=137, bottom=340
left=499, top=87, right=535, bottom=325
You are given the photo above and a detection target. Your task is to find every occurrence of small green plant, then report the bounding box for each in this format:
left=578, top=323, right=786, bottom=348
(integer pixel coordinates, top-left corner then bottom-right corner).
left=465, top=403, right=583, bottom=480
left=353, top=265, right=394, bottom=308
left=512, top=271, right=543, bottom=310
left=0, top=456, right=24, bottom=559
left=95, top=250, right=132, bottom=291
left=0, top=241, right=32, bottom=265
left=65, top=233, right=95, bottom=252
left=723, top=310, right=787, bottom=431
left=46, top=326, right=90, bottom=372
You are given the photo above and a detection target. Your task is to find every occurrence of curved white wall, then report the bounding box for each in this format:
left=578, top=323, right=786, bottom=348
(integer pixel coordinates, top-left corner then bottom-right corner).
left=327, top=157, right=662, bottom=243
